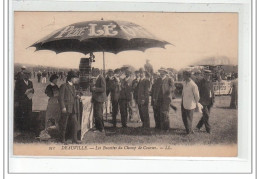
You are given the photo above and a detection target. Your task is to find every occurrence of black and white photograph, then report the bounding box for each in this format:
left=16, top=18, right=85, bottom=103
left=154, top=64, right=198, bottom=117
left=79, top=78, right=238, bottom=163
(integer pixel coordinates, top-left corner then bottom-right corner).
left=12, top=11, right=239, bottom=157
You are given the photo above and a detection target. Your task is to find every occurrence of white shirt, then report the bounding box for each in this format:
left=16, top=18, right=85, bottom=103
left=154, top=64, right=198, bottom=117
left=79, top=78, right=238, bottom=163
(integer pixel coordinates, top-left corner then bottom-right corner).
left=23, top=80, right=28, bottom=86
left=68, top=81, right=73, bottom=86
left=140, top=76, right=145, bottom=81
left=114, top=76, right=120, bottom=82
left=182, top=79, right=200, bottom=110
left=162, top=75, right=167, bottom=81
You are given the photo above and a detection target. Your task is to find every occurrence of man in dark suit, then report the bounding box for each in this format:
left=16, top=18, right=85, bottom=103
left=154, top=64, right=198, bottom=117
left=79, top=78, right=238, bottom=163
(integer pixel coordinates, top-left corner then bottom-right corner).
left=105, top=69, right=114, bottom=96
left=110, top=69, right=121, bottom=128
left=196, top=70, right=215, bottom=133
left=59, top=71, right=81, bottom=144
left=118, top=70, right=132, bottom=128
left=137, top=68, right=150, bottom=128
left=151, top=73, right=162, bottom=129
left=131, top=70, right=141, bottom=122
left=90, top=68, right=107, bottom=132
left=14, top=70, right=34, bottom=131
left=132, top=70, right=140, bottom=103
left=152, top=68, right=175, bottom=131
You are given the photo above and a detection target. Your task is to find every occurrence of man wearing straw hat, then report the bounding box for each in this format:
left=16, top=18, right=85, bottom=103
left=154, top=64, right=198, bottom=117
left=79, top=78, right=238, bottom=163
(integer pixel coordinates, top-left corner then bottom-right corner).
left=181, top=70, right=200, bottom=135
left=90, top=68, right=107, bottom=133
left=152, top=68, right=175, bottom=131
left=137, top=68, right=150, bottom=128
left=110, top=68, right=121, bottom=128
left=196, top=69, right=215, bottom=134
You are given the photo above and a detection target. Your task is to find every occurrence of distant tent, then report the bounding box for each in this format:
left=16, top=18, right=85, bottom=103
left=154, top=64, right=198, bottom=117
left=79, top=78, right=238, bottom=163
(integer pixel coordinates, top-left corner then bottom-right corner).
left=193, top=56, right=234, bottom=66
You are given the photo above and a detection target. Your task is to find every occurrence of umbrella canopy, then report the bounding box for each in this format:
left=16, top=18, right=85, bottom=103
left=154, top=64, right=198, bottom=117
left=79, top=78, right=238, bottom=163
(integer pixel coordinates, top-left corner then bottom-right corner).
left=31, top=20, right=170, bottom=54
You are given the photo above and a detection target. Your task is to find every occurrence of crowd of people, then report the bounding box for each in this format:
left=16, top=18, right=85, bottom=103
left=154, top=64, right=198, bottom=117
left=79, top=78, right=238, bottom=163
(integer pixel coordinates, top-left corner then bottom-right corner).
left=14, top=61, right=232, bottom=144
left=34, top=70, right=68, bottom=83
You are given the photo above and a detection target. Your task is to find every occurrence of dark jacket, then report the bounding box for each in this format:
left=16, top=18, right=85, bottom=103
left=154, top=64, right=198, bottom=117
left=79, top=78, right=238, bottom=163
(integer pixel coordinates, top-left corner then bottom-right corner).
left=105, top=76, right=114, bottom=96
left=14, top=79, right=34, bottom=104
left=59, top=83, right=79, bottom=113
left=197, top=78, right=215, bottom=106
left=91, top=75, right=107, bottom=103
left=119, top=78, right=132, bottom=101
left=132, top=78, right=139, bottom=101
left=45, top=84, right=59, bottom=98
left=151, top=77, right=175, bottom=106
left=110, top=77, right=121, bottom=102
left=137, top=78, right=150, bottom=104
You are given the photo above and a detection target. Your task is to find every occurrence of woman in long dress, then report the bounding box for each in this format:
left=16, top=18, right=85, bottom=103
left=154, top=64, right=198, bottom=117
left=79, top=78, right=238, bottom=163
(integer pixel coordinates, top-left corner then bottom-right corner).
left=45, top=74, right=60, bottom=129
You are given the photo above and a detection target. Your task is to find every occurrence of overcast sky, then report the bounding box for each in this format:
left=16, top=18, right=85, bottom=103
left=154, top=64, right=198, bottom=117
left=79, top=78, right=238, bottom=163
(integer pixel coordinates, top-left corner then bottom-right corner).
left=14, top=12, right=238, bottom=70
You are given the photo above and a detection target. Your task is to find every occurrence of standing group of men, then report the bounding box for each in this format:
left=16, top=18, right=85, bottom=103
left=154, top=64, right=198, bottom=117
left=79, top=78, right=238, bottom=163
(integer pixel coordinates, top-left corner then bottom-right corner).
left=14, top=62, right=216, bottom=145
left=104, top=67, right=175, bottom=131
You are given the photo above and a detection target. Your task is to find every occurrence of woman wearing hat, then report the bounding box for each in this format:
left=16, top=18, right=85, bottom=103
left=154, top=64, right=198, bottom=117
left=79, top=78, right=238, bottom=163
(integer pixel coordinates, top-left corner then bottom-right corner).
left=45, top=74, right=61, bottom=129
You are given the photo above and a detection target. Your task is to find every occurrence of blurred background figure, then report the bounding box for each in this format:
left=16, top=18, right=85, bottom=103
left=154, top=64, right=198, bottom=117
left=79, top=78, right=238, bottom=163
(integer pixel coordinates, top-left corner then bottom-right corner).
left=37, top=70, right=42, bottom=83
left=230, top=78, right=238, bottom=109
left=144, top=59, right=154, bottom=83
left=144, top=59, right=154, bottom=76
left=42, top=70, right=47, bottom=83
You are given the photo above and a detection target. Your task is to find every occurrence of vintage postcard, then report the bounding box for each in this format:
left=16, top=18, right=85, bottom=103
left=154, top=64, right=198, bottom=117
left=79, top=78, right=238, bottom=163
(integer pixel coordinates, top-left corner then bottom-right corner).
left=12, top=11, right=238, bottom=157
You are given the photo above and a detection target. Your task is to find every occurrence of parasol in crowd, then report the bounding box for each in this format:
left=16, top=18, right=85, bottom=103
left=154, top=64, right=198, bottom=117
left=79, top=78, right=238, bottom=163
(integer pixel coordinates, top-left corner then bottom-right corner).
left=30, top=19, right=171, bottom=123
left=30, top=20, right=171, bottom=72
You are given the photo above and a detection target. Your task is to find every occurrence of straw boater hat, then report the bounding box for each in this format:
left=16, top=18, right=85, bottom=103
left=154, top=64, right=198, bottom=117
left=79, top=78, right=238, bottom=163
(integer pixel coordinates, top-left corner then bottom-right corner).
left=139, top=68, right=145, bottom=73
left=107, top=69, right=113, bottom=74
left=158, top=67, right=168, bottom=74
left=183, top=70, right=192, bottom=77
left=203, top=69, right=212, bottom=74
left=125, top=70, right=132, bottom=77
left=134, top=70, right=140, bottom=74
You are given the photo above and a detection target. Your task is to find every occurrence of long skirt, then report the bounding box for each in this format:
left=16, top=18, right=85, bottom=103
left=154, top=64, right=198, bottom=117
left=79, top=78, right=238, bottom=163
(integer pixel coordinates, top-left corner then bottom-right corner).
left=45, top=97, right=61, bottom=129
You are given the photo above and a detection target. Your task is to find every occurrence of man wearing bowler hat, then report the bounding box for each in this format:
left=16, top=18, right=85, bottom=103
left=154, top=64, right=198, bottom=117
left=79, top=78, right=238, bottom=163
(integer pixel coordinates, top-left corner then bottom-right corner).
left=90, top=68, right=107, bottom=133
left=196, top=70, right=215, bottom=133
left=137, top=68, right=150, bottom=128
left=59, top=71, right=81, bottom=144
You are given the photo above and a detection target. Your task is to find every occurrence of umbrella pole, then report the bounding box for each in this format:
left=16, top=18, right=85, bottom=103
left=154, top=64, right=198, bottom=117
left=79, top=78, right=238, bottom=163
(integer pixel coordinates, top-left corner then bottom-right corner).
left=103, top=51, right=108, bottom=121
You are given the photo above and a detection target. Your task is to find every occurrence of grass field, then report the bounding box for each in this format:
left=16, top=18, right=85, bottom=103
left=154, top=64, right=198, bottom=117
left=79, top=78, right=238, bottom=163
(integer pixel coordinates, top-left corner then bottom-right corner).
left=14, top=77, right=237, bottom=145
